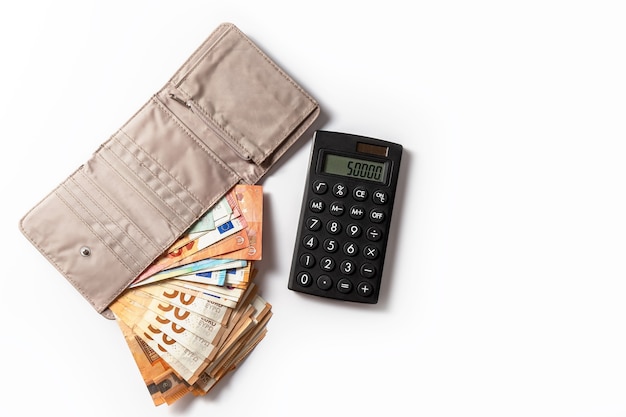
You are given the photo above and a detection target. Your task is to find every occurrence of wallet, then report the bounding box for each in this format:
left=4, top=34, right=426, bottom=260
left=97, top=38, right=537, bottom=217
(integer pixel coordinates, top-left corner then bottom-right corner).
left=19, top=23, right=320, bottom=319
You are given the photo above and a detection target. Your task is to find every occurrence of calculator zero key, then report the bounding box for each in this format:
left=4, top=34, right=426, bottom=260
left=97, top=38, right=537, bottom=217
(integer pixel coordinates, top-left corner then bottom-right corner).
left=288, top=130, right=402, bottom=304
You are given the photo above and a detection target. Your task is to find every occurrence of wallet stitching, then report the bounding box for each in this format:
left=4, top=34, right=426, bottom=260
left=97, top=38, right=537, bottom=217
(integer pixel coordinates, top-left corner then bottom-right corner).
left=175, top=90, right=253, bottom=159
left=115, top=131, right=203, bottom=217
left=119, top=127, right=205, bottom=208
left=230, top=26, right=317, bottom=103
left=54, top=188, right=134, bottom=311
left=261, top=104, right=317, bottom=161
left=78, top=170, right=160, bottom=253
left=104, top=142, right=189, bottom=227
left=108, top=139, right=193, bottom=223
left=180, top=24, right=316, bottom=103
left=97, top=151, right=183, bottom=235
left=174, top=24, right=234, bottom=87
left=233, top=26, right=316, bottom=103
left=19, top=184, right=97, bottom=307
left=229, top=27, right=318, bottom=161
left=63, top=180, right=144, bottom=270
left=72, top=174, right=153, bottom=262
left=177, top=25, right=318, bottom=164
left=152, top=98, right=238, bottom=180
left=149, top=98, right=241, bottom=226
left=119, top=130, right=204, bottom=210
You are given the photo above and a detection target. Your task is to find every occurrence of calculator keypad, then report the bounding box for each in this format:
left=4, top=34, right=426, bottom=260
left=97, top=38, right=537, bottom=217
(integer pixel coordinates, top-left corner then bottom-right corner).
left=291, top=179, right=389, bottom=303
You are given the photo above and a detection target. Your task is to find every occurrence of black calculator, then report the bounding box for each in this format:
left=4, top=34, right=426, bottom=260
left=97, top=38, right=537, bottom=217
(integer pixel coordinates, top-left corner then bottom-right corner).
left=288, top=130, right=403, bottom=303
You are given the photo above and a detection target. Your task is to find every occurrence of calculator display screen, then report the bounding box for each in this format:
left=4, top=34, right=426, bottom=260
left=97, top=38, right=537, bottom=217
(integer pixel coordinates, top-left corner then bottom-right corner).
left=322, top=153, right=389, bottom=183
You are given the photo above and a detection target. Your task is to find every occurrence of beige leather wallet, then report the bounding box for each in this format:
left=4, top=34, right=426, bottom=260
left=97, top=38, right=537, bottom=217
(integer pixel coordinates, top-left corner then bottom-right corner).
left=19, top=23, right=319, bottom=319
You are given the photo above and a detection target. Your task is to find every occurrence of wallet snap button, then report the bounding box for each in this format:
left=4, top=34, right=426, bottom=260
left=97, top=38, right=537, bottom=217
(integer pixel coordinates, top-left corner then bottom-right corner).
left=79, top=246, right=91, bottom=257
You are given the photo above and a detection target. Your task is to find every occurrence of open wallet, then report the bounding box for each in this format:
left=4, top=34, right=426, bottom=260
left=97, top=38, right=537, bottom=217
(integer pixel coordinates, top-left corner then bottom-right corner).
left=19, top=22, right=320, bottom=319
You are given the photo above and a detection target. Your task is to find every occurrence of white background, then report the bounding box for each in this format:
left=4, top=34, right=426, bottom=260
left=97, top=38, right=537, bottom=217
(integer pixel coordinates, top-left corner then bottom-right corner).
left=2, top=1, right=626, bottom=416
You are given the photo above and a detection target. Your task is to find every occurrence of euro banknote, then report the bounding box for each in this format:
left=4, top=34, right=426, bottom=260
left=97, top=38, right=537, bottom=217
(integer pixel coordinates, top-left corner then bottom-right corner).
left=111, top=184, right=271, bottom=406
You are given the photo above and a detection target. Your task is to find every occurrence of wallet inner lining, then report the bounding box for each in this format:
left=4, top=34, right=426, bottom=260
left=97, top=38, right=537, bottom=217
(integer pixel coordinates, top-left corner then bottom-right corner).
left=173, top=24, right=318, bottom=166
left=56, top=184, right=143, bottom=274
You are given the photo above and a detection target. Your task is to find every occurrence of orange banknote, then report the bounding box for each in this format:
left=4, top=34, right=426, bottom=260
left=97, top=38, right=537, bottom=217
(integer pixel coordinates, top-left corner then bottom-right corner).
left=215, top=184, right=263, bottom=261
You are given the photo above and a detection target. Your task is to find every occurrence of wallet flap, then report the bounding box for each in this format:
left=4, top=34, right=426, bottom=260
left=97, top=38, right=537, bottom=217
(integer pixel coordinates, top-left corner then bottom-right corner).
left=171, top=23, right=318, bottom=166
left=20, top=183, right=144, bottom=314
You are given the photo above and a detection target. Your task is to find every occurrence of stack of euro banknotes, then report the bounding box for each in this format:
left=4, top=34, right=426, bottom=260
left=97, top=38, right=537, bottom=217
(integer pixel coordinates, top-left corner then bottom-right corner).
left=110, top=184, right=271, bottom=406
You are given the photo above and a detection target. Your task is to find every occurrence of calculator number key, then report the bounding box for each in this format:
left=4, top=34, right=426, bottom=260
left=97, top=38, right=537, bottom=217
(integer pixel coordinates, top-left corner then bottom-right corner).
left=323, top=238, right=339, bottom=253
left=346, top=223, right=361, bottom=238
left=320, top=257, right=336, bottom=272
left=326, top=220, right=342, bottom=235
left=302, top=235, right=318, bottom=250
left=306, top=217, right=322, bottom=231
left=299, top=253, right=316, bottom=268
left=343, top=242, right=359, bottom=256
left=340, top=260, right=356, bottom=275
left=297, top=272, right=313, bottom=287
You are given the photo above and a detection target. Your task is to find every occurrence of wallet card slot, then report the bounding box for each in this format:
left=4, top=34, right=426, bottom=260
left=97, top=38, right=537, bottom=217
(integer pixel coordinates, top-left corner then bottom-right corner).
left=101, top=134, right=200, bottom=233
left=120, top=98, right=240, bottom=210
left=84, top=153, right=183, bottom=244
left=113, top=131, right=204, bottom=216
left=58, top=180, right=148, bottom=272
left=172, top=23, right=318, bottom=166
left=98, top=149, right=188, bottom=233
left=70, top=171, right=159, bottom=258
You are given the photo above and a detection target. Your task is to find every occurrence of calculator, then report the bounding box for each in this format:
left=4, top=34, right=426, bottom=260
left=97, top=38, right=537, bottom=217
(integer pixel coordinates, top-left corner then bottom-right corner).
left=288, top=130, right=403, bottom=303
